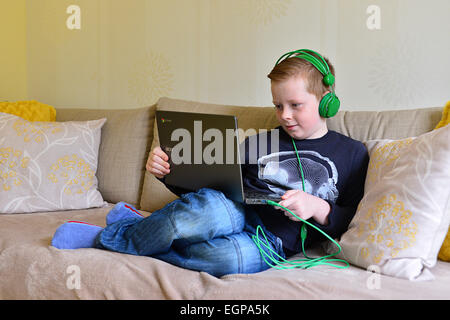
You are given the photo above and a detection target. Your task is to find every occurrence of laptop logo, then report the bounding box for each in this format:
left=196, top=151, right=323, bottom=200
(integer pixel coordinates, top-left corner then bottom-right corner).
left=161, top=118, right=172, bottom=124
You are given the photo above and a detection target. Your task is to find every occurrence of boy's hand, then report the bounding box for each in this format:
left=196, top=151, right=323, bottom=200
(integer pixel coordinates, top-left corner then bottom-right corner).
left=146, top=146, right=170, bottom=179
left=275, top=189, right=331, bottom=226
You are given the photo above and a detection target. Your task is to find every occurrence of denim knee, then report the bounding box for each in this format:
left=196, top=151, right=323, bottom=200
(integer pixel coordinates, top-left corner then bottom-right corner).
left=160, top=232, right=269, bottom=277
left=169, top=188, right=246, bottom=241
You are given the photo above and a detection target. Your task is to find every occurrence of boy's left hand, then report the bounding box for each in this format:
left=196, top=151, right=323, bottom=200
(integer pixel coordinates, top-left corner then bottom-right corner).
left=275, top=189, right=331, bottom=226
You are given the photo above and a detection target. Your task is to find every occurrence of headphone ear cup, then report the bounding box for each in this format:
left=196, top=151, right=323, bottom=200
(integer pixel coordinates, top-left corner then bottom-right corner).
left=319, top=92, right=340, bottom=118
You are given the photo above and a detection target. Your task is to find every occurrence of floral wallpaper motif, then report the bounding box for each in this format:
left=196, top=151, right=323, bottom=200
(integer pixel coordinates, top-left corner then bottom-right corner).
left=368, top=36, right=433, bottom=106
left=128, top=51, right=174, bottom=106
left=240, top=0, right=292, bottom=26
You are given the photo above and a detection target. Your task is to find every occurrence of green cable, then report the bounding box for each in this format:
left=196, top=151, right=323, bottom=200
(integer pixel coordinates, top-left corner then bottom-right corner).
left=253, top=200, right=349, bottom=270
left=291, top=139, right=306, bottom=192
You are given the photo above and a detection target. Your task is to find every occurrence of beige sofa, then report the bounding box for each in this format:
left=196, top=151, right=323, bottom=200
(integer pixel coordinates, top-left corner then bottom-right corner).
left=0, top=97, right=449, bottom=299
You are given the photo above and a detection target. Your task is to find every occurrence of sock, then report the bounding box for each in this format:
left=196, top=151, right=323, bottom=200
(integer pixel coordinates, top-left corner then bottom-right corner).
left=51, top=221, right=103, bottom=249
left=106, top=201, right=144, bottom=225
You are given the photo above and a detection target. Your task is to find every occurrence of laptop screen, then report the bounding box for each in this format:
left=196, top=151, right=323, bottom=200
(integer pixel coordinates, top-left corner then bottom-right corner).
left=156, top=110, right=245, bottom=202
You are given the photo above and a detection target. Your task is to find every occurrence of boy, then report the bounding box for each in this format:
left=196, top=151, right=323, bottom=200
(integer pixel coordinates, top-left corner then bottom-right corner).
left=52, top=49, right=369, bottom=276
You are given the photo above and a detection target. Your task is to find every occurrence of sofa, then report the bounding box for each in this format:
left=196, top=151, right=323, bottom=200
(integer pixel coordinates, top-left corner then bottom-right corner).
left=0, top=97, right=449, bottom=300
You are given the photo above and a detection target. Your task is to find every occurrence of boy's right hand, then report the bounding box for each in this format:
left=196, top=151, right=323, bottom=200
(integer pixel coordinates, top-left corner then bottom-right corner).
left=146, top=146, right=170, bottom=179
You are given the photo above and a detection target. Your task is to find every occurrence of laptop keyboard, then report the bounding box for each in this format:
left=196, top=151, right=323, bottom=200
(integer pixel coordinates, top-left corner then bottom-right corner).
left=244, top=190, right=282, bottom=201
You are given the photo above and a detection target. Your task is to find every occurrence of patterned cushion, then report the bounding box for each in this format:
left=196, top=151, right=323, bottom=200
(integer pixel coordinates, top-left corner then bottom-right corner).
left=337, top=124, right=450, bottom=280
left=0, top=112, right=106, bottom=213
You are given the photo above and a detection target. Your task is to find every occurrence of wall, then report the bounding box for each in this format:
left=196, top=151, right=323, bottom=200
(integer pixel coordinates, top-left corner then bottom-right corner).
left=4, top=0, right=450, bottom=110
left=0, top=0, right=27, bottom=101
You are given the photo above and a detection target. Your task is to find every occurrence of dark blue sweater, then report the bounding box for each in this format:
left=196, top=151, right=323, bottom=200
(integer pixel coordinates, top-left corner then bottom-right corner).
left=241, top=127, right=369, bottom=255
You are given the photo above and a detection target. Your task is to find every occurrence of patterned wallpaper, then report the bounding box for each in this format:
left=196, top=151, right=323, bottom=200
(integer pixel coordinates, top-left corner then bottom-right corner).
left=19, top=0, right=450, bottom=110
left=240, top=0, right=292, bottom=26
left=367, top=35, right=433, bottom=107
left=128, top=51, right=175, bottom=107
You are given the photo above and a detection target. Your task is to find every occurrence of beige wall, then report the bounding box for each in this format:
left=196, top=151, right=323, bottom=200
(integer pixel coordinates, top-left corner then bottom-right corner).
left=0, top=0, right=27, bottom=102
left=2, top=0, right=450, bottom=110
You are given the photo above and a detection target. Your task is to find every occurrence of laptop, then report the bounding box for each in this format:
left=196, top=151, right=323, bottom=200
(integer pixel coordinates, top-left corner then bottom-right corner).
left=155, top=110, right=282, bottom=204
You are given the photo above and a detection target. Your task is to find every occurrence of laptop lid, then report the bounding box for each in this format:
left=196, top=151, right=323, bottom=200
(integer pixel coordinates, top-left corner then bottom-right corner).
left=156, top=110, right=245, bottom=203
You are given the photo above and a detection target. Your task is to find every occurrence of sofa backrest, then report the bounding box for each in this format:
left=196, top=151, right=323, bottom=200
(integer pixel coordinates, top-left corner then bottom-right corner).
left=328, top=108, right=443, bottom=141
left=139, top=97, right=443, bottom=212
left=155, top=97, right=443, bottom=141
left=56, top=98, right=443, bottom=212
left=56, top=106, right=156, bottom=208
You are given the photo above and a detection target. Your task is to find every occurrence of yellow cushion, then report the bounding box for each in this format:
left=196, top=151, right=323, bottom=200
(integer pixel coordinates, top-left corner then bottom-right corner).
left=439, top=232, right=450, bottom=261
left=437, top=101, right=450, bottom=261
left=0, top=100, right=56, bottom=122
left=435, top=101, right=450, bottom=130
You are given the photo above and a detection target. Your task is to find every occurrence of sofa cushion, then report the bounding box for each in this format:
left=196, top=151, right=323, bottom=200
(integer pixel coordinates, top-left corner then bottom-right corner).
left=337, top=124, right=450, bottom=280
left=2, top=205, right=450, bottom=299
left=0, top=100, right=56, bottom=122
left=0, top=112, right=106, bottom=213
left=56, top=106, right=156, bottom=208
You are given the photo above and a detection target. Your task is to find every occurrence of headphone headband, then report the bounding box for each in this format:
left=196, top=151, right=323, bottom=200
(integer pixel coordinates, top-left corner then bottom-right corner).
left=275, top=49, right=334, bottom=86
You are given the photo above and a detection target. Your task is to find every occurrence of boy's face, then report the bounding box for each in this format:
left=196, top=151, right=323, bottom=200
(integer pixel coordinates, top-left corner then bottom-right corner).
left=271, top=75, right=328, bottom=140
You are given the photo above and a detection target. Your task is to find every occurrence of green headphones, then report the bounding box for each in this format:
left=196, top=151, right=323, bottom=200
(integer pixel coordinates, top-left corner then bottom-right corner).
left=275, top=49, right=340, bottom=118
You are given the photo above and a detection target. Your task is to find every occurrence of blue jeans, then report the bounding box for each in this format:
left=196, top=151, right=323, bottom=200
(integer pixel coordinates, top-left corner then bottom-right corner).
left=95, top=188, right=284, bottom=277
